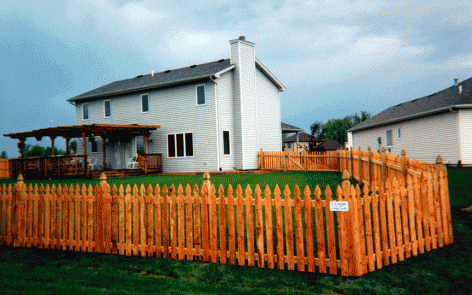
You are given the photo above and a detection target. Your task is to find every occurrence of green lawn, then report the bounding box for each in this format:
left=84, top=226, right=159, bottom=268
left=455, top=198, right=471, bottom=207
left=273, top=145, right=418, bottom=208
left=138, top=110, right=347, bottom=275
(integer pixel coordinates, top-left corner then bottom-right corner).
left=0, top=169, right=471, bottom=294
left=0, top=171, right=354, bottom=198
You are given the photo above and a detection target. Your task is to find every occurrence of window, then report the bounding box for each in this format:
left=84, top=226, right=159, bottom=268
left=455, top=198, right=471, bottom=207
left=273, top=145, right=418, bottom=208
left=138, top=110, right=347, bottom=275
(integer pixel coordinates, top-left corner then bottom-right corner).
left=83, top=103, right=89, bottom=120
left=386, top=129, right=393, bottom=147
left=398, top=128, right=401, bottom=139
left=142, top=94, right=149, bottom=113
left=168, top=133, right=193, bottom=157
left=223, top=131, right=230, bottom=155
left=287, top=143, right=291, bottom=149
left=104, top=100, right=111, bottom=117
left=196, top=85, right=205, bottom=105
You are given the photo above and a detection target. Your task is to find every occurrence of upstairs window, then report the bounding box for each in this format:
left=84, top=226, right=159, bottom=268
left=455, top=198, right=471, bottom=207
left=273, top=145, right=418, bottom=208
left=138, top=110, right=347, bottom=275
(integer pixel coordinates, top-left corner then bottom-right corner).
left=386, top=129, right=393, bottom=146
left=398, top=128, right=401, bottom=139
left=104, top=100, right=111, bottom=117
left=223, top=131, right=230, bottom=155
left=142, top=94, right=149, bottom=113
left=83, top=103, right=89, bottom=120
left=196, top=85, right=205, bottom=105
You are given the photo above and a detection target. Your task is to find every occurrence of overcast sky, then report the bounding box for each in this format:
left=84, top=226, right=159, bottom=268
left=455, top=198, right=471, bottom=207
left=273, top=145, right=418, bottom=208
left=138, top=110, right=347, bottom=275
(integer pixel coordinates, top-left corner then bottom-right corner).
left=1, top=0, right=471, bottom=157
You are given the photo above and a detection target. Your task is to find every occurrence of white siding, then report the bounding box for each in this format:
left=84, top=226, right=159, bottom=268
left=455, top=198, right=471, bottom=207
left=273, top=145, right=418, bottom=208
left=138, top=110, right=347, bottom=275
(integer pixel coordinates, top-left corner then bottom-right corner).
left=256, top=68, right=282, bottom=152
left=352, top=112, right=460, bottom=164
left=459, top=109, right=472, bottom=164
left=230, top=39, right=258, bottom=170
left=217, top=71, right=236, bottom=170
left=75, top=82, right=218, bottom=173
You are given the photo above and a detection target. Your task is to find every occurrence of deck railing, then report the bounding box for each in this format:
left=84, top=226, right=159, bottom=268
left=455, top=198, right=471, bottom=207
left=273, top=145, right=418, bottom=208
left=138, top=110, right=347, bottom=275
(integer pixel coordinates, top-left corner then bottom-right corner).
left=138, top=153, right=163, bottom=174
left=9, top=155, right=89, bottom=179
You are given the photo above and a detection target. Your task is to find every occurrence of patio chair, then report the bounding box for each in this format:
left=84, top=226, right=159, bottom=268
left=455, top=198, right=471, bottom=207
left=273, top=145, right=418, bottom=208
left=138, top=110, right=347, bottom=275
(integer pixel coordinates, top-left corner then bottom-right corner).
left=127, top=157, right=138, bottom=169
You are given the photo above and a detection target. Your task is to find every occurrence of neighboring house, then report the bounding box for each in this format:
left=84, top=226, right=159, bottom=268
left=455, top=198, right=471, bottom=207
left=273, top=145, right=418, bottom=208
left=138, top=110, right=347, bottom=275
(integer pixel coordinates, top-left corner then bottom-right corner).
left=313, top=139, right=343, bottom=151
left=283, top=132, right=321, bottom=152
left=347, top=77, right=472, bottom=164
left=67, top=36, right=285, bottom=173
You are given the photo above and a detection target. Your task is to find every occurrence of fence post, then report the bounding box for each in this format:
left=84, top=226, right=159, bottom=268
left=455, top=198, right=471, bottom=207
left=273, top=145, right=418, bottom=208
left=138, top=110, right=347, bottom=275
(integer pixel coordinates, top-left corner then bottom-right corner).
left=368, top=146, right=372, bottom=186
left=381, top=147, right=387, bottom=189
left=203, top=171, right=211, bottom=191
left=401, top=149, right=407, bottom=184
left=284, top=151, right=288, bottom=172
left=258, top=149, right=263, bottom=170
left=345, top=148, right=349, bottom=176
left=304, top=151, right=307, bottom=171
left=350, top=147, right=354, bottom=177
left=12, top=174, right=24, bottom=247
left=358, top=146, right=363, bottom=185
left=95, top=172, right=107, bottom=253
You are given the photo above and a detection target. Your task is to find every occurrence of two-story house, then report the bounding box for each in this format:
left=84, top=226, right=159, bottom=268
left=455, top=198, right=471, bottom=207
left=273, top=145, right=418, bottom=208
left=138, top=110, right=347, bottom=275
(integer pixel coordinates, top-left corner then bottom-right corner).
left=67, top=36, right=285, bottom=173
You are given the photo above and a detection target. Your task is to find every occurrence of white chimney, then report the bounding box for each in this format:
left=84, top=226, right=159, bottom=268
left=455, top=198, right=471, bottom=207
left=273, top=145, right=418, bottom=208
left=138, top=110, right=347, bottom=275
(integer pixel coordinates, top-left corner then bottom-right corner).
left=454, top=78, right=459, bottom=85
left=152, top=71, right=154, bottom=77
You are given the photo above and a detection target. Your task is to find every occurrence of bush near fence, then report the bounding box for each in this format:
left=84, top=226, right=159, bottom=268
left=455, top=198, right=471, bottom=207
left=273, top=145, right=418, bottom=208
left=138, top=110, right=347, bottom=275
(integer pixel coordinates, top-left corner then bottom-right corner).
left=0, top=159, right=453, bottom=277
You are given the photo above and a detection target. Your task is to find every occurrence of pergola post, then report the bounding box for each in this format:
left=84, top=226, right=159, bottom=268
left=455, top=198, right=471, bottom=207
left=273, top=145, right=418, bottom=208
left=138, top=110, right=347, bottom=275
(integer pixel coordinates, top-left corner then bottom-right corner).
left=17, top=138, right=26, bottom=159
left=143, top=133, right=148, bottom=154
left=82, top=132, right=87, bottom=155
left=50, top=136, right=56, bottom=156
left=101, top=134, right=107, bottom=170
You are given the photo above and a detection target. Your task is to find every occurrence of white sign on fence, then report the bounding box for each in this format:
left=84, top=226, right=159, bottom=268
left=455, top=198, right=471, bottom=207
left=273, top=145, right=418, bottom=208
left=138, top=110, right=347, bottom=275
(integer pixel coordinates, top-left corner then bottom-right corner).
left=330, top=201, right=349, bottom=211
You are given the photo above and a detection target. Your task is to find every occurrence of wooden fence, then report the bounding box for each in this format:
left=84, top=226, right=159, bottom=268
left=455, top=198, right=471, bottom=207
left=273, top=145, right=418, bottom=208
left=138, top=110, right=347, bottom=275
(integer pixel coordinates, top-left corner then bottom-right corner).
left=259, top=147, right=440, bottom=187
left=0, top=168, right=453, bottom=277
left=0, top=159, right=10, bottom=179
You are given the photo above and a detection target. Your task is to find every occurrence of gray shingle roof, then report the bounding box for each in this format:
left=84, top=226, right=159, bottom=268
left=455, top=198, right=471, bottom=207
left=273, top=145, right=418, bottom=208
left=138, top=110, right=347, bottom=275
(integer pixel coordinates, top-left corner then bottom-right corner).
left=68, top=59, right=232, bottom=103
left=313, top=139, right=343, bottom=151
left=281, top=122, right=304, bottom=133
left=350, top=77, right=472, bottom=132
left=283, top=132, right=316, bottom=143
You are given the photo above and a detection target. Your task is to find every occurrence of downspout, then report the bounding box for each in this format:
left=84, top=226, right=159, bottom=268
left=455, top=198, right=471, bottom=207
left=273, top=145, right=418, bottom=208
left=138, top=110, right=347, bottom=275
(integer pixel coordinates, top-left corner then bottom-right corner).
left=210, top=76, right=220, bottom=171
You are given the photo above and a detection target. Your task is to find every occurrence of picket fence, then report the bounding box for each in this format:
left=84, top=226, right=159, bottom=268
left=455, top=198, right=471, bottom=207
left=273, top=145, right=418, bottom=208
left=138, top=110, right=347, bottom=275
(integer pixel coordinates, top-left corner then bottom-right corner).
left=0, top=168, right=453, bottom=277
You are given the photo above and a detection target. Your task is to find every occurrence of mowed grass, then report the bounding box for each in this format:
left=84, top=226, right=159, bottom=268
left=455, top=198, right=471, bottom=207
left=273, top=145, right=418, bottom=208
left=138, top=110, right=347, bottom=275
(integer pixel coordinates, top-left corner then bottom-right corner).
left=0, top=171, right=354, bottom=198
left=0, top=169, right=471, bottom=294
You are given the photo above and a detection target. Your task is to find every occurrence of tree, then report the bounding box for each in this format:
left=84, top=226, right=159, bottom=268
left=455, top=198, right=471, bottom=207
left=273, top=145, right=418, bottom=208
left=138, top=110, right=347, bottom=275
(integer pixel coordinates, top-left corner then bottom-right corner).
left=0, top=151, right=7, bottom=159
left=69, top=140, right=77, bottom=154
left=311, top=111, right=371, bottom=145
left=26, top=145, right=46, bottom=158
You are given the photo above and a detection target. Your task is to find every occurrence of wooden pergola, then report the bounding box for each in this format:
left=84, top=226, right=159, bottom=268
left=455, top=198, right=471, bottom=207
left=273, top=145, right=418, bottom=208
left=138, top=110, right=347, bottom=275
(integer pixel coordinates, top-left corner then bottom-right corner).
left=4, top=124, right=160, bottom=178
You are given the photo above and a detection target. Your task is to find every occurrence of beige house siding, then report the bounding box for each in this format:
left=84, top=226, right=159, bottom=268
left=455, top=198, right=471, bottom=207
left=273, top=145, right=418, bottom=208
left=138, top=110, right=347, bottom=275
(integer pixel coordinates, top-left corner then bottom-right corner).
left=459, top=109, right=472, bottom=164
left=352, top=112, right=460, bottom=164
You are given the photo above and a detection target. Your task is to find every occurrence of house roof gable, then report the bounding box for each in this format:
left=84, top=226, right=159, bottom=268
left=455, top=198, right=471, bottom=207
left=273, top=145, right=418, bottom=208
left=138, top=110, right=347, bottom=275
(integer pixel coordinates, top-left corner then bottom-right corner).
left=283, top=132, right=317, bottom=143
left=350, top=77, right=472, bottom=132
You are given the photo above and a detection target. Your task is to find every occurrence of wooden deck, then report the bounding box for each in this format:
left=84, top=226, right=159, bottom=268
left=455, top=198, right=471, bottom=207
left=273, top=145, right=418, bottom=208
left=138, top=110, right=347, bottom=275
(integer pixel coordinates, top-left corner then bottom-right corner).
left=8, top=153, right=163, bottom=180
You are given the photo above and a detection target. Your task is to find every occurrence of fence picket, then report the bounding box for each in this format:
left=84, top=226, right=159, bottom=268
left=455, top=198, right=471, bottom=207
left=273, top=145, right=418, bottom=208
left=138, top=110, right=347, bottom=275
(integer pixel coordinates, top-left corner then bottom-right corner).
left=255, top=185, right=264, bottom=268
left=370, top=181, right=382, bottom=269
left=219, top=185, right=227, bottom=265
left=304, top=186, right=315, bottom=273
left=178, top=184, right=185, bottom=260
left=209, top=184, right=218, bottom=263
left=274, top=185, right=284, bottom=270
left=432, top=173, right=443, bottom=248
left=118, top=185, right=125, bottom=255
left=132, top=185, right=139, bottom=255
left=147, top=184, right=154, bottom=257
left=284, top=185, right=294, bottom=271
left=170, top=184, right=177, bottom=259
left=294, top=186, right=304, bottom=272
left=400, top=183, right=411, bottom=258
left=363, top=184, right=374, bottom=272
left=227, top=185, right=236, bottom=265
left=386, top=179, right=397, bottom=264
left=245, top=185, right=255, bottom=267
left=421, top=173, right=431, bottom=251
left=104, top=184, right=112, bottom=254
left=112, top=185, right=118, bottom=254
left=378, top=182, right=389, bottom=266
left=193, top=184, right=200, bottom=260
left=201, top=184, right=210, bottom=262
left=236, top=185, right=245, bottom=266
left=324, top=186, right=337, bottom=275
left=155, top=185, right=162, bottom=258
left=264, top=185, right=274, bottom=269
left=314, top=185, right=326, bottom=273
left=186, top=184, right=193, bottom=260
left=393, top=178, right=404, bottom=262
left=162, top=185, right=169, bottom=258
left=125, top=184, right=132, bottom=255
